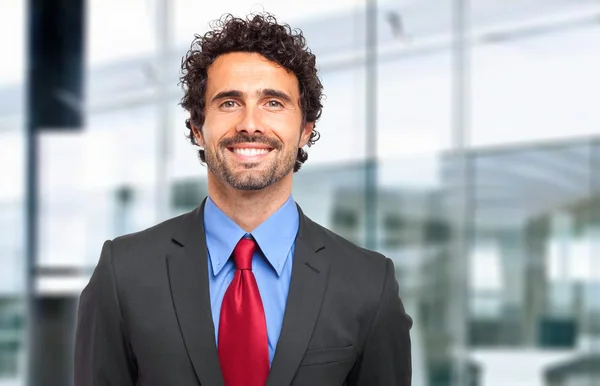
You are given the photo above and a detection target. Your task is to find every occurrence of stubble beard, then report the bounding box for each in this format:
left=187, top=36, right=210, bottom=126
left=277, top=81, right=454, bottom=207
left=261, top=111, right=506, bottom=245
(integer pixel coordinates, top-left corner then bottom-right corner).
left=204, top=139, right=298, bottom=191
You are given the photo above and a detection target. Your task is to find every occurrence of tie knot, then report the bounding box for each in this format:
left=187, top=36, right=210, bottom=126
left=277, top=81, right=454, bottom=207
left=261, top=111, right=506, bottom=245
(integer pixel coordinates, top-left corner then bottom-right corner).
left=233, top=237, right=256, bottom=270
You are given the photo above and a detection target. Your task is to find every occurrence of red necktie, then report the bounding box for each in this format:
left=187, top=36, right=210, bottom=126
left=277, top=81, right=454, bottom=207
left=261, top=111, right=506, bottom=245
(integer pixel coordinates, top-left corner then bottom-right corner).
left=218, top=237, right=269, bottom=386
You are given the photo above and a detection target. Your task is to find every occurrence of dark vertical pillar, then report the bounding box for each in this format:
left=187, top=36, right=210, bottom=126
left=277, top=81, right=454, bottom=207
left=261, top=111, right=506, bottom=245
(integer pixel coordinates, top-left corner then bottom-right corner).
left=26, top=1, right=86, bottom=385
left=27, top=0, right=86, bottom=130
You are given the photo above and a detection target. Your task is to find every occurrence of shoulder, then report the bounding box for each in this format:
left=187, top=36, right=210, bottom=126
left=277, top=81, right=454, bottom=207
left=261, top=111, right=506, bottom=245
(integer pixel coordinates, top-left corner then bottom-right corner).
left=301, top=215, right=392, bottom=289
left=301, top=215, right=404, bottom=334
left=107, top=209, right=195, bottom=269
left=303, top=215, right=388, bottom=262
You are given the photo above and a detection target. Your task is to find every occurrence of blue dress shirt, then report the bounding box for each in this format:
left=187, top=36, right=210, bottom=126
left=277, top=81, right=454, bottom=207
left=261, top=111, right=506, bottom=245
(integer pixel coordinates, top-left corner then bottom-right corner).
left=203, top=195, right=299, bottom=364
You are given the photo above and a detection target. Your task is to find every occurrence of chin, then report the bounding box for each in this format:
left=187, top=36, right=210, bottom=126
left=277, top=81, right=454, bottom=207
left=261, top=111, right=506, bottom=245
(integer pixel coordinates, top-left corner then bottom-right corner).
left=227, top=177, right=272, bottom=191
left=233, top=184, right=269, bottom=191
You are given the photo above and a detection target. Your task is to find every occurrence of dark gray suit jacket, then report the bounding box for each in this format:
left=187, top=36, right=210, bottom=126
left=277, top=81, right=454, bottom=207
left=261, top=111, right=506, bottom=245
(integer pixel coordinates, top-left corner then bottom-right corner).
left=74, top=200, right=412, bottom=385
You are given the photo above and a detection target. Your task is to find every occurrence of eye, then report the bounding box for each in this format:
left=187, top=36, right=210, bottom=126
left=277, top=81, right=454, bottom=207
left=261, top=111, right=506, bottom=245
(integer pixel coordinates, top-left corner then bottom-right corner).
left=220, top=101, right=237, bottom=109
left=266, top=100, right=283, bottom=108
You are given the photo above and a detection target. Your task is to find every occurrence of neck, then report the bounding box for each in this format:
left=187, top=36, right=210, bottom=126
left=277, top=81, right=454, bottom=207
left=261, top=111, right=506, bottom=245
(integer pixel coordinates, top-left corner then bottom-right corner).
left=207, top=171, right=293, bottom=232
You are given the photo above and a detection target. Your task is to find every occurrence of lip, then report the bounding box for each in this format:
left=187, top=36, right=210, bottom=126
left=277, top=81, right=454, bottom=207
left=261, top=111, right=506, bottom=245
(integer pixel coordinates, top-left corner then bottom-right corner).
left=228, top=143, right=274, bottom=150
left=227, top=145, right=273, bottom=162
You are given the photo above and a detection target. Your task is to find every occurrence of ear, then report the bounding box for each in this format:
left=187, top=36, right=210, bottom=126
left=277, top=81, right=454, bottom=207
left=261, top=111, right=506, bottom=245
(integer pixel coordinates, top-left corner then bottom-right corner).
left=299, top=121, right=314, bottom=148
left=192, top=123, right=205, bottom=148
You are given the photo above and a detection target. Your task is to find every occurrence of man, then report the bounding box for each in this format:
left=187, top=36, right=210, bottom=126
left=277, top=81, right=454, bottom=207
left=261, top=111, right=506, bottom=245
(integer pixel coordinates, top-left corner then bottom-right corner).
left=75, top=12, right=412, bottom=386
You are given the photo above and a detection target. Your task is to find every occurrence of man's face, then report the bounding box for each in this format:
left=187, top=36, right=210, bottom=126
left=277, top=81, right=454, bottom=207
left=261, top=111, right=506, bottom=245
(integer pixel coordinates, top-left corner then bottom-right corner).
left=194, top=52, right=313, bottom=191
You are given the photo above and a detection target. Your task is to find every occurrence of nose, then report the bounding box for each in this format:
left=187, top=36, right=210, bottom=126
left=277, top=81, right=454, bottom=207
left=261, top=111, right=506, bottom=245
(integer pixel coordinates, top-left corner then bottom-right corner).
left=235, top=106, right=265, bottom=135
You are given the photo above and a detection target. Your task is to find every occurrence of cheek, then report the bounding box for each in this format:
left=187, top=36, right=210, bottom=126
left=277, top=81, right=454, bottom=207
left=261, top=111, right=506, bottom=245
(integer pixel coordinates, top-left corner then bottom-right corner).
left=265, top=115, right=303, bottom=144
left=198, top=130, right=221, bottom=151
left=201, top=120, right=229, bottom=147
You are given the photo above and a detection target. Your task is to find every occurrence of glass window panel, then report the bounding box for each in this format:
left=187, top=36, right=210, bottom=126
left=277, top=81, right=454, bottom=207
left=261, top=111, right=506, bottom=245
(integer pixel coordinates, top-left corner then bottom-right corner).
left=37, top=106, right=158, bottom=269
left=87, top=0, right=157, bottom=67
left=470, top=2, right=600, bottom=147
left=0, top=2, right=26, bottom=383
left=0, top=299, right=25, bottom=379
left=294, top=164, right=367, bottom=246
left=311, top=66, right=367, bottom=164
left=375, top=2, right=454, bottom=386
left=469, top=141, right=597, bottom=386
left=0, top=1, right=25, bottom=86
left=466, top=4, right=600, bottom=384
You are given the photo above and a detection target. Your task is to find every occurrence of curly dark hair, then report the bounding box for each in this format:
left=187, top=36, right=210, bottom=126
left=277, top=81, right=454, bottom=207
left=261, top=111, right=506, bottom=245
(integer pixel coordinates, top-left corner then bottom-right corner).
left=179, top=12, right=324, bottom=172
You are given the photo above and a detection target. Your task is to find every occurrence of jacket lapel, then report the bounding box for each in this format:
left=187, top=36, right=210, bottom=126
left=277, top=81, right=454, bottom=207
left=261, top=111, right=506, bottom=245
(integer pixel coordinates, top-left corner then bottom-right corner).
left=167, top=199, right=225, bottom=386
left=267, top=206, right=330, bottom=386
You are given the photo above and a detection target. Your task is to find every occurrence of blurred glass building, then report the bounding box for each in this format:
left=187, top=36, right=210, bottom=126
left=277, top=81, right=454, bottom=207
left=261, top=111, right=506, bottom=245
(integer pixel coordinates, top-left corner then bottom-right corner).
left=1, top=0, right=600, bottom=385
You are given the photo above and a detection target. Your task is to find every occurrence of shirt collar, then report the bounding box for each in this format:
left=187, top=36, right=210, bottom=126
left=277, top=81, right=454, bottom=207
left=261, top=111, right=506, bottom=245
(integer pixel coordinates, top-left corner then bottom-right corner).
left=204, top=195, right=299, bottom=277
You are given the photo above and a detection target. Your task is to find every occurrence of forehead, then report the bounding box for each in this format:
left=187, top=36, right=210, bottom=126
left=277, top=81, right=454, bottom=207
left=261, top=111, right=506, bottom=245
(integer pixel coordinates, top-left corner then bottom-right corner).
left=205, top=52, right=299, bottom=97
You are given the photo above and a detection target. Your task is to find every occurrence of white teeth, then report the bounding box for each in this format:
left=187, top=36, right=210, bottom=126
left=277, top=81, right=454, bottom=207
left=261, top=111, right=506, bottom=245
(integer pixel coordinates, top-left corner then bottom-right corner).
left=233, top=148, right=269, bottom=156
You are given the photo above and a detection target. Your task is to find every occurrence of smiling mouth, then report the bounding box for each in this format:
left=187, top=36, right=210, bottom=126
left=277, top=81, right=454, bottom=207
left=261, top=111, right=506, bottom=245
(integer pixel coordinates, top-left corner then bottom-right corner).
left=229, top=147, right=273, bottom=157
left=227, top=147, right=274, bottom=161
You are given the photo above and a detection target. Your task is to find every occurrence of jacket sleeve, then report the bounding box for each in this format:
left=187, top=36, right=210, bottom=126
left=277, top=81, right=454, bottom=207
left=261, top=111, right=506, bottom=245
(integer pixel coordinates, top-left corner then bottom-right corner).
left=348, top=257, right=413, bottom=385
left=74, top=240, right=137, bottom=385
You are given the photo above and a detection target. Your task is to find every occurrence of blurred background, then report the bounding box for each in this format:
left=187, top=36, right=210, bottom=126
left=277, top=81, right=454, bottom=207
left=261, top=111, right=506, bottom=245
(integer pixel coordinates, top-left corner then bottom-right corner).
left=1, top=0, right=600, bottom=385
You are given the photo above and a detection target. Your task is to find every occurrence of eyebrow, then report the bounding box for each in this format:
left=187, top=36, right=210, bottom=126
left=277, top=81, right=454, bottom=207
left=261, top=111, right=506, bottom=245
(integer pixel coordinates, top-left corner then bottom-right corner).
left=210, top=90, right=243, bottom=104
left=210, top=89, right=294, bottom=105
left=260, top=89, right=293, bottom=104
